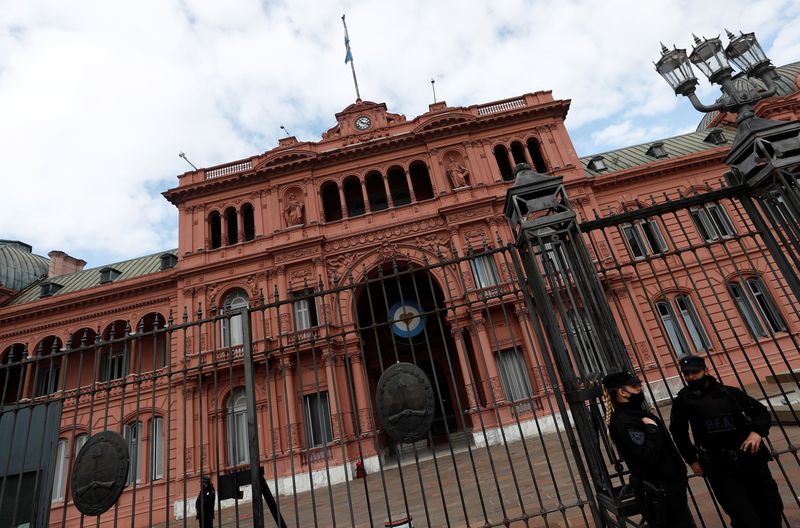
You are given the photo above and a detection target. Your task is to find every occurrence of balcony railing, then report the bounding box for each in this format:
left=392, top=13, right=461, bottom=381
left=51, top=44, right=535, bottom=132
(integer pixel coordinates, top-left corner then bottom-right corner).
left=205, top=160, right=252, bottom=180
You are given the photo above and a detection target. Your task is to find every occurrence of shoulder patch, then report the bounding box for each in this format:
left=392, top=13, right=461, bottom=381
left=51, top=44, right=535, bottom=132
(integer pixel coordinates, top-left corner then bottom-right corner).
left=628, top=430, right=646, bottom=445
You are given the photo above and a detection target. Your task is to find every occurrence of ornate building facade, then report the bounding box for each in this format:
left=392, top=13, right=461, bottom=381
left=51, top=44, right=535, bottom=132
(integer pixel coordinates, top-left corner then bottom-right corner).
left=1, top=62, right=799, bottom=527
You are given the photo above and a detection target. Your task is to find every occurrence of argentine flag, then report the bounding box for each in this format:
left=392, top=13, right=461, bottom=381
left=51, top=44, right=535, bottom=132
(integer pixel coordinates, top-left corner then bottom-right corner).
left=344, top=32, right=353, bottom=63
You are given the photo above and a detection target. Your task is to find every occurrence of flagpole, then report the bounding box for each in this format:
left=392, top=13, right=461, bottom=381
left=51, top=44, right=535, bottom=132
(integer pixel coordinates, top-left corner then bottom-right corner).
left=342, top=14, right=362, bottom=101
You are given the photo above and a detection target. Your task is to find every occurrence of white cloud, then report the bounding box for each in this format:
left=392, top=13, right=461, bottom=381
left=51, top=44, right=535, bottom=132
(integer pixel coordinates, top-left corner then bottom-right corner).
left=1, top=0, right=798, bottom=266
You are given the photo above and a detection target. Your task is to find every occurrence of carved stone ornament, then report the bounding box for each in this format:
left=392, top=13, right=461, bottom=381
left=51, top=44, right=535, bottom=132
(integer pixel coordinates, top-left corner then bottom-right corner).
left=284, top=192, right=305, bottom=227
left=71, top=431, right=130, bottom=516
left=376, top=362, right=435, bottom=443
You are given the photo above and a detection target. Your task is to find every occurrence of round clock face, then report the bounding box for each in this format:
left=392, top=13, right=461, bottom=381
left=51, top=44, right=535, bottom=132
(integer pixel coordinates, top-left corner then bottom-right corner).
left=354, top=115, right=372, bottom=130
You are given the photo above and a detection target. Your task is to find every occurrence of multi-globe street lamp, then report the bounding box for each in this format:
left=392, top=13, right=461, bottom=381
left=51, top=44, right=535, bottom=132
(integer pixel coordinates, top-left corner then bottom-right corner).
left=656, top=29, right=800, bottom=322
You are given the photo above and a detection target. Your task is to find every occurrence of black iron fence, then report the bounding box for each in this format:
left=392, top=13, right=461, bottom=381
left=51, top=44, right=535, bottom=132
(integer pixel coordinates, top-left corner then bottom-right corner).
left=577, top=181, right=800, bottom=526
left=2, top=181, right=800, bottom=527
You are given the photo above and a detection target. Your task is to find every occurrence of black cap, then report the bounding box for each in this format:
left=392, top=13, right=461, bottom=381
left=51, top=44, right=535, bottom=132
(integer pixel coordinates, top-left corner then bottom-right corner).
left=602, top=370, right=641, bottom=391
left=679, top=355, right=706, bottom=373
left=201, top=475, right=212, bottom=483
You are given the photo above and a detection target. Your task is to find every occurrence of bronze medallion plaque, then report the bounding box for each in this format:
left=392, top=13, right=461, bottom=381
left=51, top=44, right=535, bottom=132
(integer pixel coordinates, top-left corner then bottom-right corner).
left=71, top=431, right=130, bottom=516
left=376, top=362, right=435, bottom=443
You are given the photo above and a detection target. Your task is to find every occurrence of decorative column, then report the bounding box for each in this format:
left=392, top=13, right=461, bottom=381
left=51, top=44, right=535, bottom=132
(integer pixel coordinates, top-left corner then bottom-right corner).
left=281, top=358, right=300, bottom=448
left=450, top=326, right=478, bottom=412
left=221, top=213, right=229, bottom=246
left=237, top=208, right=245, bottom=243
left=323, top=352, right=342, bottom=439
left=338, top=184, right=348, bottom=219
left=346, top=347, right=372, bottom=435
left=384, top=176, right=394, bottom=208
left=473, top=316, right=504, bottom=404
left=360, top=179, right=371, bottom=213
left=404, top=168, right=416, bottom=202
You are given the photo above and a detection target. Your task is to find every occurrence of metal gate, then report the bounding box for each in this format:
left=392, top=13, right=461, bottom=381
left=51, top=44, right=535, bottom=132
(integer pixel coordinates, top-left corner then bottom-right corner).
left=2, top=186, right=800, bottom=528
left=573, top=182, right=800, bottom=526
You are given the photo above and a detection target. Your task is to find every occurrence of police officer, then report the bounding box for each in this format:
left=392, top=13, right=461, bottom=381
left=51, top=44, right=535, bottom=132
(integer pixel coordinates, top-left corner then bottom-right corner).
left=603, top=370, right=694, bottom=527
left=669, top=355, right=783, bottom=528
left=195, top=475, right=216, bottom=528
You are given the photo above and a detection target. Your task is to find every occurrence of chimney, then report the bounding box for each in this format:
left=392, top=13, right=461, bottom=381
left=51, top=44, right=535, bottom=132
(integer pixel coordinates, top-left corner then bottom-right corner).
left=48, top=251, right=87, bottom=277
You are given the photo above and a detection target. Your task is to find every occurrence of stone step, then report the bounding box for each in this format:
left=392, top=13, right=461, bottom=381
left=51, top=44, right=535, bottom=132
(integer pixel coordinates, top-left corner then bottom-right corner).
left=765, top=369, right=800, bottom=386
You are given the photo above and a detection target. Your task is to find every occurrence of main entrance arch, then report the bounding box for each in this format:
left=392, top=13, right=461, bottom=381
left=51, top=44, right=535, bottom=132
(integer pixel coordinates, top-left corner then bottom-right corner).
left=353, top=260, right=468, bottom=452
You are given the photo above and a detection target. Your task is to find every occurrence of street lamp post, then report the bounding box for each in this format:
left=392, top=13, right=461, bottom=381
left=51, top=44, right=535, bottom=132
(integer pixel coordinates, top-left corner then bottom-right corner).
left=656, top=30, right=800, bottom=304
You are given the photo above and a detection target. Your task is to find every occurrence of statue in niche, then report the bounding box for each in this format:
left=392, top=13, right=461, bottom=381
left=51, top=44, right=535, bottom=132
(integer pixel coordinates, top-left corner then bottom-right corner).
left=445, top=153, right=470, bottom=188
left=284, top=193, right=305, bottom=227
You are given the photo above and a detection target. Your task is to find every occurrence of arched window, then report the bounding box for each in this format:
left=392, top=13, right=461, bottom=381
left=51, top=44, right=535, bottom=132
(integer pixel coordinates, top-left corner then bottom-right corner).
left=493, top=145, right=514, bottom=181
left=526, top=138, right=548, bottom=173
left=137, top=313, right=167, bottom=369
left=510, top=141, right=528, bottom=165
left=321, top=181, right=343, bottom=222
left=387, top=166, right=411, bottom=206
left=100, top=321, right=128, bottom=382
left=409, top=161, right=434, bottom=201
left=343, top=176, right=365, bottom=217
left=242, top=203, right=255, bottom=241
left=69, top=328, right=97, bottom=388
left=34, top=336, right=62, bottom=397
left=365, top=171, right=388, bottom=212
left=209, top=211, right=222, bottom=249
left=728, top=277, right=786, bottom=338
left=655, top=295, right=711, bottom=356
left=0, top=344, right=25, bottom=406
left=227, top=388, right=249, bottom=466
left=221, top=290, right=249, bottom=347
left=124, top=421, right=143, bottom=484
left=225, top=207, right=238, bottom=245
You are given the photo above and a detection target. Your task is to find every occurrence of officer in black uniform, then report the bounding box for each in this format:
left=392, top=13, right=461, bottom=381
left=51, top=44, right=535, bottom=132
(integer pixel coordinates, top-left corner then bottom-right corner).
left=603, top=370, right=694, bottom=527
left=669, top=355, right=783, bottom=528
left=195, top=475, right=216, bottom=528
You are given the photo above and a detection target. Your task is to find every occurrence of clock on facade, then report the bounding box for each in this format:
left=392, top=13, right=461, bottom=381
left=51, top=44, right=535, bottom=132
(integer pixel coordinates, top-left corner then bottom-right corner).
left=354, top=115, right=372, bottom=130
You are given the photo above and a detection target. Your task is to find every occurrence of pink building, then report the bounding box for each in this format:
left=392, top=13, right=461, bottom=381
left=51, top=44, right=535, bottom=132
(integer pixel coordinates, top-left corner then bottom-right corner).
left=1, top=61, right=799, bottom=528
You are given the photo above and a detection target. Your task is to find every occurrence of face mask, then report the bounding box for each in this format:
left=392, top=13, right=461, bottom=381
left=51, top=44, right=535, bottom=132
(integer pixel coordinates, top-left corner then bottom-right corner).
left=686, top=375, right=707, bottom=391
left=627, top=391, right=645, bottom=406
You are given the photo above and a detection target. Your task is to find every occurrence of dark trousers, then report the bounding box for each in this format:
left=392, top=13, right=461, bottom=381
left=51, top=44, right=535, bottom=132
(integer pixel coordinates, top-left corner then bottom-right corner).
left=198, top=515, right=213, bottom=528
left=637, top=480, right=695, bottom=528
left=707, top=463, right=783, bottom=528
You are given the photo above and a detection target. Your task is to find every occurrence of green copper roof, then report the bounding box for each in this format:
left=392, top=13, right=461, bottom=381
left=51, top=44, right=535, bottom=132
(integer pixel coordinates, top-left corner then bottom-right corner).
left=580, top=126, right=735, bottom=177
left=7, top=249, right=177, bottom=306
left=696, top=61, right=800, bottom=131
left=0, top=241, right=49, bottom=291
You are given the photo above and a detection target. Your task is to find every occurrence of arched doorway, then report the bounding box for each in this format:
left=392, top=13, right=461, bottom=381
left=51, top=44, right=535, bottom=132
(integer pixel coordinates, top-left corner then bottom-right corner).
left=353, top=260, right=467, bottom=451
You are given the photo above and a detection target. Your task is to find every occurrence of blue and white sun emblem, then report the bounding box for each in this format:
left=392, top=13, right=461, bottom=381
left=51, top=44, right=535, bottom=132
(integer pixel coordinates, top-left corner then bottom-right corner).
left=389, top=300, right=426, bottom=338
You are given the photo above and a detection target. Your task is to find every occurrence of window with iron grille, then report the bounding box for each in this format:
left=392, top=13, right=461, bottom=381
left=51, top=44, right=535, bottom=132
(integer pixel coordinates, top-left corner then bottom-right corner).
left=728, top=277, right=786, bottom=338
left=621, top=219, right=668, bottom=259
left=470, top=254, right=500, bottom=289
left=292, top=290, right=319, bottom=331
left=495, top=347, right=533, bottom=403
left=303, top=391, right=333, bottom=447
left=690, top=203, right=735, bottom=242
left=227, top=388, right=249, bottom=466
left=655, top=295, right=711, bottom=356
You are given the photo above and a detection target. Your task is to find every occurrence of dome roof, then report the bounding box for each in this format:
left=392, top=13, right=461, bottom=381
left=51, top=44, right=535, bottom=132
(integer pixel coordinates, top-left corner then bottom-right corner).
left=0, top=241, right=49, bottom=291
left=696, top=61, right=800, bottom=131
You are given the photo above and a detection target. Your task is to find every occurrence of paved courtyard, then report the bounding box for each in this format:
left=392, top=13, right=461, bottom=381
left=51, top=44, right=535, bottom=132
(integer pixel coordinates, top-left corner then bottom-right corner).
left=164, top=423, right=800, bottom=528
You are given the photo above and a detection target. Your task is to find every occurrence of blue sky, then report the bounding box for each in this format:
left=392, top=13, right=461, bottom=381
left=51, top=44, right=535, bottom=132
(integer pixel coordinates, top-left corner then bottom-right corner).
left=1, top=0, right=799, bottom=268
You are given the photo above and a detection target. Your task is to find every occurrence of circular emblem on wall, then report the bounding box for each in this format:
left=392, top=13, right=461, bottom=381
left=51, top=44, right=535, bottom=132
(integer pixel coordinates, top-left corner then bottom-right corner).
left=71, top=431, right=130, bottom=516
left=388, top=300, right=426, bottom=339
left=376, top=362, right=435, bottom=443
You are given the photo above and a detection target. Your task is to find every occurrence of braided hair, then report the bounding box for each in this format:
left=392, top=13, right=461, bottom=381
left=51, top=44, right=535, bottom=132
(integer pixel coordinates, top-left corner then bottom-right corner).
left=602, top=385, right=616, bottom=431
